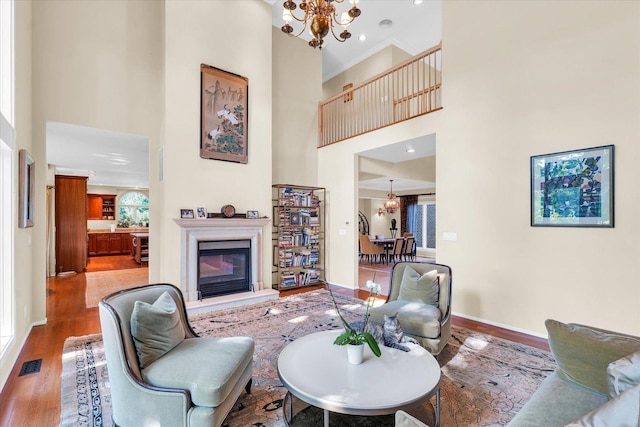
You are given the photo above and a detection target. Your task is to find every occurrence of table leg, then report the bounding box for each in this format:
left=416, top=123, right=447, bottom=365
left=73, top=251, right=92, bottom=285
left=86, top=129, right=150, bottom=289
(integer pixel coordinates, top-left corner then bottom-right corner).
left=435, top=388, right=441, bottom=427
left=324, top=408, right=329, bottom=427
left=285, top=392, right=292, bottom=423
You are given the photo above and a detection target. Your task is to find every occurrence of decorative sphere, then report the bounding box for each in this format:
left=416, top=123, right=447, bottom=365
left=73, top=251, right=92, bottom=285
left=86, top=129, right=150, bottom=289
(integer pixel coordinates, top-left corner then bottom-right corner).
left=310, top=15, right=329, bottom=38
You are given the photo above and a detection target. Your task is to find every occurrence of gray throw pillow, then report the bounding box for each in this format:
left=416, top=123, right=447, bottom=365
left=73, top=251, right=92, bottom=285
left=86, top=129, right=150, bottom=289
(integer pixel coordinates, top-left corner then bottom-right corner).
left=607, top=350, right=640, bottom=399
left=545, top=319, right=640, bottom=395
left=398, top=267, right=439, bottom=306
left=131, top=291, right=185, bottom=368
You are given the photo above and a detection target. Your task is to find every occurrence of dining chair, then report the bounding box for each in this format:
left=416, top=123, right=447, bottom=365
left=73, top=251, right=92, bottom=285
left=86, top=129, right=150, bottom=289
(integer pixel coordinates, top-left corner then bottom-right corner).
left=403, top=237, right=416, bottom=261
left=359, top=234, right=384, bottom=264
left=391, top=237, right=405, bottom=263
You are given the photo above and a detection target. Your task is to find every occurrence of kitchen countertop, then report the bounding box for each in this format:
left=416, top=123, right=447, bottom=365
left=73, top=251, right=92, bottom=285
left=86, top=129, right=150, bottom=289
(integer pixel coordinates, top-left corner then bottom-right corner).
left=87, top=228, right=149, bottom=234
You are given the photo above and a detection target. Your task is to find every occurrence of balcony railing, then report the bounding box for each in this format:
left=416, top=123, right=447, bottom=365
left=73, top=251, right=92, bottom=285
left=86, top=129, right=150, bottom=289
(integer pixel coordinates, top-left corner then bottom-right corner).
left=319, top=43, right=442, bottom=148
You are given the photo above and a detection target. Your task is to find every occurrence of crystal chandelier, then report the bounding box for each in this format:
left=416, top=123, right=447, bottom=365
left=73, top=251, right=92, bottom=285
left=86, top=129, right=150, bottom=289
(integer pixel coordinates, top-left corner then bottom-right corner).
left=280, top=0, right=362, bottom=49
left=384, top=179, right=400, bottom=214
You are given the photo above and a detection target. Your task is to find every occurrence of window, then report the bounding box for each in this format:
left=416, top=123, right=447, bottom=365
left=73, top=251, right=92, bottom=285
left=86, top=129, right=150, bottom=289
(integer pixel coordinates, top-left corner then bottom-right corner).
left=410, top=201, right=436, bottom=251
left=118, top=191, right=149, bottom=227
left=0, top=0, right=15, bottom=356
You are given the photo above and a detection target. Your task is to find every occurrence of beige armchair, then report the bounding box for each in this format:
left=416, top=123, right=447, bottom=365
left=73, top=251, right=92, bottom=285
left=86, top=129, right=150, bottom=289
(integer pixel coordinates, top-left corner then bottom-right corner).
left=369, top=262, right=452, bottom=355
left=396, top=410, right=430, bottom=427
left=99, top=283, right=254, bottom=427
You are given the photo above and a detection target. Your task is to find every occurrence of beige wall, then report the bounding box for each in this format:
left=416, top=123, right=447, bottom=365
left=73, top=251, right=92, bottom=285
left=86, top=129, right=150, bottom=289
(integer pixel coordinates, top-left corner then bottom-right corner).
left=358, top=197, right=400, bottom=239
left=438, top=0, right=640, bottom=336
left=272, top=27, right=321, bottom=187
left=320, top=0, right=640, bottom=337
left=2, top=0, right=34, bottom=390
left=159, top=0, right=273, bottom=288
left=323, top=45, right=411, bottom=99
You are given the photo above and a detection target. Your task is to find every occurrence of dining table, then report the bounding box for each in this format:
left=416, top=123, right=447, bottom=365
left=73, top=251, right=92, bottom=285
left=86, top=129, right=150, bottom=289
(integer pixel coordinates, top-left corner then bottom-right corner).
left=370, top=237, right=396, bottom=263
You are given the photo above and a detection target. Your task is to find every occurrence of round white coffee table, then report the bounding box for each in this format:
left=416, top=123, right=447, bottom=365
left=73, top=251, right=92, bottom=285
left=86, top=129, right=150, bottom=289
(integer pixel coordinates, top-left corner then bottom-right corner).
left=277, top=330, right=441, bottom=427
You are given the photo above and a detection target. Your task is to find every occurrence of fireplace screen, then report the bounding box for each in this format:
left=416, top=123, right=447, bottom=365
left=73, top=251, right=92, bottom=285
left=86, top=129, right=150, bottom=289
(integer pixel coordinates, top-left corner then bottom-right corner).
left=198, top=240, right=251, bottom=299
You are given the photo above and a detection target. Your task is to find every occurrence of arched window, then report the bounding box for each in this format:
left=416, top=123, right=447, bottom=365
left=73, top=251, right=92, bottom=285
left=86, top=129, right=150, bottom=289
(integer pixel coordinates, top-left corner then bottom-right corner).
left=118, top=191, right=149, bottom=227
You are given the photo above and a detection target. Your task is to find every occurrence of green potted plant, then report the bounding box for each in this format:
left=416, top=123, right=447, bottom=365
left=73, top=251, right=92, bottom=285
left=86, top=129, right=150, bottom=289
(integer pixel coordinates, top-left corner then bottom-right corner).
left=328, top=280, right=382, bottom=363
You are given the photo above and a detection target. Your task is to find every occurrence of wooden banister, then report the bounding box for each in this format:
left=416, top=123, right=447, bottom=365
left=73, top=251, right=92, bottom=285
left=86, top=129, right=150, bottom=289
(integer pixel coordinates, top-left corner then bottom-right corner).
left=319, top=43, right=442, bottom=148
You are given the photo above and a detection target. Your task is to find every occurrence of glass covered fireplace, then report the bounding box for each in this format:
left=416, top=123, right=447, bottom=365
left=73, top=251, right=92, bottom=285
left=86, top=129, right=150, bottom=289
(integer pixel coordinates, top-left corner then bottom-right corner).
left=197, top=240, right=252, bottom=299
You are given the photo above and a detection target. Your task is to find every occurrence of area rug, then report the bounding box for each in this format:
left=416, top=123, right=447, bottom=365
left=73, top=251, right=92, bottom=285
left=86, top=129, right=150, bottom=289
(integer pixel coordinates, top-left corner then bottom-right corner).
left=84, top=268, right=149, bottom=308
left=61, top=290, right=556, bottom=426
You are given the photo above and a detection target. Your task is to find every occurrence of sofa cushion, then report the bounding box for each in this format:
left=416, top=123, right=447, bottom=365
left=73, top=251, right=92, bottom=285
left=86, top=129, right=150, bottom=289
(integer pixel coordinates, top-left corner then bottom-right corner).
left=565, top=383, right=640, bottom=427
left=369, top=300, right=441, bottom=339
left=507, top=372, right=607, bottom=427
left=607, top=350, right=640, bottom=399
left=142, top=336, right=254, bottom=407
left=398, top=267, right=439, bottom=306
left=545, top=319, right=640, bottom=395
left=131, top=291, right=185, bottom=368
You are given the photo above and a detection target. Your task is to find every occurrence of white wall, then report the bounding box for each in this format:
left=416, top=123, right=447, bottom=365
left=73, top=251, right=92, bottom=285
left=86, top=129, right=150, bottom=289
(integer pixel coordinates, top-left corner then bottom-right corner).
left=320, top=0, right=640, bottom=337
left=159, top=0, right=273, bottom=289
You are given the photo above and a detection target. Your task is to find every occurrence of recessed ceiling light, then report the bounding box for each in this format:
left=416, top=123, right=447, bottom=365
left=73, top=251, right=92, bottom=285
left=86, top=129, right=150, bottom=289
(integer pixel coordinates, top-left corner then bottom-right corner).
left=406, top=147, right=416, bottom=153
left=358, top=34, right=366, bottom=41
left=413, top=0, right=424, bottom=5
left=379, top=19, right=393, bottom=28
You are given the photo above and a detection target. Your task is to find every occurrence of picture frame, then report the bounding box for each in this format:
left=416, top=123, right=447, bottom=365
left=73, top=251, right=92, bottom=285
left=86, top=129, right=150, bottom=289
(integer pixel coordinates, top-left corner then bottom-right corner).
left=181, top=209, right=195, bottom=219
left=247, top=210, right=259, bottom=219
left=196, top=207, right=207, bottom=219
left=200, top=64, right=248, bottom=164
left=343, top=83, right=353, bottom=103
left=290, top=211, right=301, bottom=226
left=531, top=145, right=614, bottom=227
left=18, top=149, right=35, bottom=228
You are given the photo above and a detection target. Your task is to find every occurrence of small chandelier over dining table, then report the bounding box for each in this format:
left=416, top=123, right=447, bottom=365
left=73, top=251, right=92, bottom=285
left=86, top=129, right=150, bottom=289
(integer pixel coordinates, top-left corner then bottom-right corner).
left=384, top=179, right=400, bottom=214
left=280, top=0, right=362, bottom=49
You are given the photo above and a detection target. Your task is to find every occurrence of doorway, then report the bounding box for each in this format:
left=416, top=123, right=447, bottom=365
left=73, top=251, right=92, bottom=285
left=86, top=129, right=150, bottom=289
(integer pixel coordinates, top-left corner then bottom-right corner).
left=46, top=121, right=150, bottom=275
left=356, top=134, right=437, bottom=291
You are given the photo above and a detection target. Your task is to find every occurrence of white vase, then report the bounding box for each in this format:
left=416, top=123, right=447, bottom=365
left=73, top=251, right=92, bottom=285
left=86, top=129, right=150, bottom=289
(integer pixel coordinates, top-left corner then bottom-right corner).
left=347, top=343, right=364, bottom=365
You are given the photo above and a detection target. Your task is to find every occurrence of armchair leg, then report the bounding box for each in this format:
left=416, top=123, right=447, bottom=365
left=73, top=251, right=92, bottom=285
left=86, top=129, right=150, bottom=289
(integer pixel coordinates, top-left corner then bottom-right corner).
left=245, top=378, right=252, bottom=394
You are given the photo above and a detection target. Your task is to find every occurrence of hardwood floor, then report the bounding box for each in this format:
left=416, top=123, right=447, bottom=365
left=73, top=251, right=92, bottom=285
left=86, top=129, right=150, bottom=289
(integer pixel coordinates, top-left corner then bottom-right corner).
left=0, top=256, right=548, bottom=426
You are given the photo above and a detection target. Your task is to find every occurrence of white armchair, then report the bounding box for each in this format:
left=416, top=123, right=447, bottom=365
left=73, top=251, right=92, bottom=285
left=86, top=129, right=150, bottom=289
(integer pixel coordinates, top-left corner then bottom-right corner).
left=99, top=283, right=254, bottom=427
left=369, top=262, right=452, bottom=355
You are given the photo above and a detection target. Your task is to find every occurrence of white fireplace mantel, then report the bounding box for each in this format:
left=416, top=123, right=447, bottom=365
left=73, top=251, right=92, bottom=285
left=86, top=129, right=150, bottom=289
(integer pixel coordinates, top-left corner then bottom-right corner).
left=173, top=218, right=278, bottom=314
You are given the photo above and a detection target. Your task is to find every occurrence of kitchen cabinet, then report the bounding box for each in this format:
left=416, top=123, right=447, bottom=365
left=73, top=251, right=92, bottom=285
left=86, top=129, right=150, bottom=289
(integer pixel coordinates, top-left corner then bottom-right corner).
left=96, top=234, right=110, bottom=255
left=88, top=232, right=136, bottom=256
left=109, top=234, right=122, bottom=254
left=87, top=194, right=116, bottom=220
left=55, top=175, right=88, bottom=273
left=131, top=233, right=149, bottom=264
left=88, top=234, right=97, bottom=256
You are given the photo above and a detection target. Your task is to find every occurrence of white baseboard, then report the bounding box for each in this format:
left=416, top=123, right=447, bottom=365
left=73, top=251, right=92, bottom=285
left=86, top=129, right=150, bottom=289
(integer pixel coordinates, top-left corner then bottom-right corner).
left=0, top=320, right=39, bottom=393
left=452, top=311, right=548, bottom=340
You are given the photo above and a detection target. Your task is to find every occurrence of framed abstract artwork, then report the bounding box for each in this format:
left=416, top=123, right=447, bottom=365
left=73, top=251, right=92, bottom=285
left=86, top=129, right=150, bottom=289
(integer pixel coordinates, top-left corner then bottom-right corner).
left=530, top=145, right=614, bottom=227
left=200, top=64, right=248, bottom=164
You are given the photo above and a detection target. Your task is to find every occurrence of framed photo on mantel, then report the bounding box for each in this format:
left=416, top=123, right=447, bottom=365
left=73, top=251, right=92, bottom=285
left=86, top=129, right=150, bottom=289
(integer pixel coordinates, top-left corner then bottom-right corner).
left=200, top=64, right=248, bottom=164
left=530, top=145, right=614, bottom=228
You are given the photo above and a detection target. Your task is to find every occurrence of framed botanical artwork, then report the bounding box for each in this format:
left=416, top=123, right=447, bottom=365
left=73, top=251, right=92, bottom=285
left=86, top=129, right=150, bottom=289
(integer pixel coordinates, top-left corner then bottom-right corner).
left=18, top=149, right=35, bottom=228
left=530, top=145, right=614, bottom=227
left=200, top=64, right=248, bottom=164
